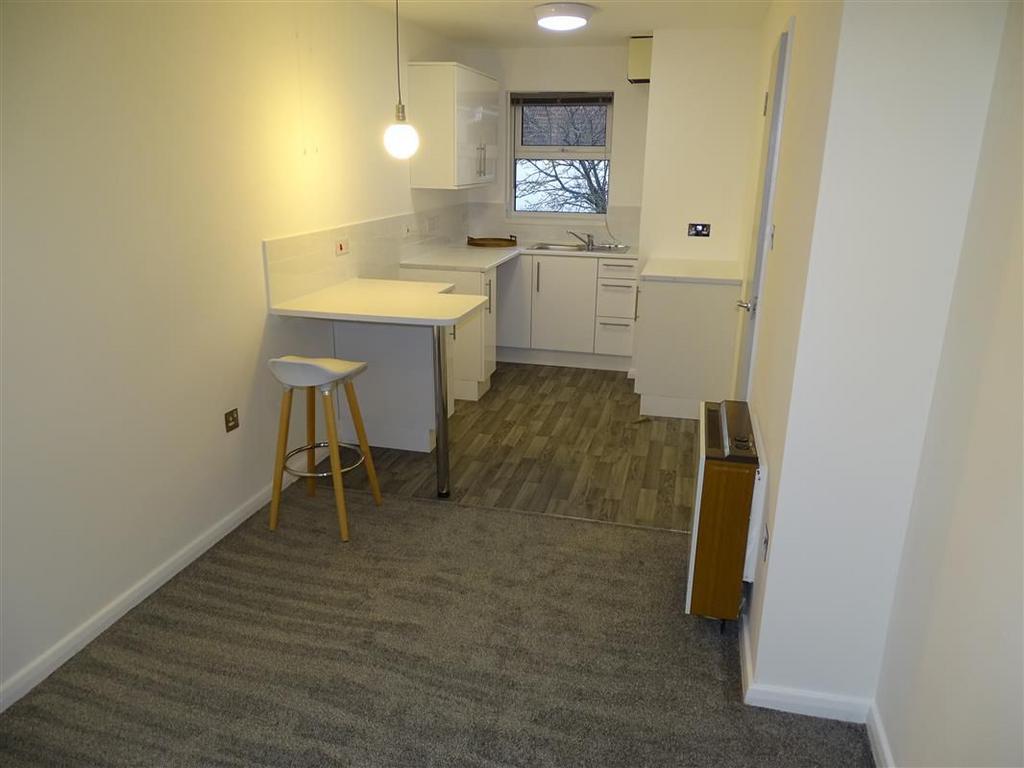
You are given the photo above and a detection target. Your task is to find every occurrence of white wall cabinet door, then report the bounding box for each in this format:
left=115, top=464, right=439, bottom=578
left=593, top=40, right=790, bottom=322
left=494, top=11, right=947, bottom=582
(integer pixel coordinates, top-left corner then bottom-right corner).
left=496, top=254, right=533, bottom=348
left=410, top=62, right=497, bottom=189
left=531, top=255, right=598, bottom=353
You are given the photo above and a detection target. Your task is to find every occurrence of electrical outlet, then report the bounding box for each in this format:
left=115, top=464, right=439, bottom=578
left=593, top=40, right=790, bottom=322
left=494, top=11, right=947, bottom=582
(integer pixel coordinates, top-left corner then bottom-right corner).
left=426, top=215, right=440, bottom=234
left=224, top=408, right=239, bottom=433
left=335, top=237, right=351, bottom=256
left=688, top=223, right=711, bottom=237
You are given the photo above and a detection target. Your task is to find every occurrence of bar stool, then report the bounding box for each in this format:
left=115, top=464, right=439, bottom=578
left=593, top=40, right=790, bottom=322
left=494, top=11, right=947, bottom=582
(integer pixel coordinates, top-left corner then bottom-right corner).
left=267, top=355, right=382, bottom=541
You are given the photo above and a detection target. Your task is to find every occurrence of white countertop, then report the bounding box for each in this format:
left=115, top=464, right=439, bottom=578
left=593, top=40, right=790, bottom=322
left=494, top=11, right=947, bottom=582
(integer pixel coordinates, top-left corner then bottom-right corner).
left=400, top=244, right=521, bottom=273
left=640, top=258, right=744, bottom=285
left=400, top=243, right=638, bottom=273
left=269, top=278, right=486, bottom=326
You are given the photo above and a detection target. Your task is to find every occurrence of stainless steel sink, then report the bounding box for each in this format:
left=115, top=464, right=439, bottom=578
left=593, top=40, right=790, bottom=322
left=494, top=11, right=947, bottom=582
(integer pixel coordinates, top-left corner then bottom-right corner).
left=590, top=243, right=632, bottom=254
left=531, top=242, right=586, bottom=252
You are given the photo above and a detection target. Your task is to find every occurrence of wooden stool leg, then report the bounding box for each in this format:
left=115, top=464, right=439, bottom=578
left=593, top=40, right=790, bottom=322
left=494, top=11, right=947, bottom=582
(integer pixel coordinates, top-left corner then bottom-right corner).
left=269, top=387, right=294, bottom=530
left=344, top=380, right=382, bottom=507
left=322, top=387, right=350, bottom=542
left=305, top=386, right=317, bottom=496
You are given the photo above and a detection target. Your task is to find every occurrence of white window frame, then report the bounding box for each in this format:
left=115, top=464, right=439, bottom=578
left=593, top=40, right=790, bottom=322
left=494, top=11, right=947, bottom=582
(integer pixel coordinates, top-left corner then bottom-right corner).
left=507, top=98, right=613, bottom=221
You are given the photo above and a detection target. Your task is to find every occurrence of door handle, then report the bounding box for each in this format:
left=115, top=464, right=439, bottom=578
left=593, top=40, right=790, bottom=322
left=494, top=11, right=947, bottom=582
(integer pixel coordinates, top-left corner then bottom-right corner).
left=486, top=279, right=492, bottom=313
left=737, top=299, right=754, bottom=312
left=536, top=262, right=541, bottom=292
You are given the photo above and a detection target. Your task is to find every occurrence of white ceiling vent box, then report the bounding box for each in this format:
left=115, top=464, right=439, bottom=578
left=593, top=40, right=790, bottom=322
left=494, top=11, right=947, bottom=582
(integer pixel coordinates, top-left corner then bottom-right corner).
left=627, top=36, right=652, bottom=84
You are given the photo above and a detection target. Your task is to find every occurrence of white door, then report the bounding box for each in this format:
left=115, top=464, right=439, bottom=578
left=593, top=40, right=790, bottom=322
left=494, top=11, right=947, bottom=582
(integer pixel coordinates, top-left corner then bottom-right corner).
left=531, top=255, right=598, bottom=353
left=735, top=23, right=793, bottom=399
left=496, top=254, right=533, bottom=348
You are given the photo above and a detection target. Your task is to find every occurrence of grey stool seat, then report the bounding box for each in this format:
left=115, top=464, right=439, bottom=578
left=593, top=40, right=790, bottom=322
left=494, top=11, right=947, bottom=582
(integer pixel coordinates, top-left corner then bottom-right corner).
left=267, top=355, right=382, bottom=542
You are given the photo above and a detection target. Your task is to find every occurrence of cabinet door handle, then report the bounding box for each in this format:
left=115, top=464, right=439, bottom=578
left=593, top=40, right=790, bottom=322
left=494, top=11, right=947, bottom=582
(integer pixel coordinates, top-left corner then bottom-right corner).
left=482, top=145, right=487, bottom=177
left=634, top=287, right=640, bottom=321
left=599, top=321, right=631, bottom=328
left=603, top=263, right=633, bottom=269
left=600, top=283, right=633, bottom=289
left=536, top=262, right=541, bottom=292
left=451, top=325, right=457, bottom=340
left=486, top=279, right=492, bottom=313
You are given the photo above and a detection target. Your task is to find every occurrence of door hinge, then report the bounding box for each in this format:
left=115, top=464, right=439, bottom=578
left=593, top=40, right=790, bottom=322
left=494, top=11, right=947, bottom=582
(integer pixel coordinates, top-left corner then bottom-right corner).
left=762, top=91, right=769, bottom=116
left=769, top=224, right=776, bottom=251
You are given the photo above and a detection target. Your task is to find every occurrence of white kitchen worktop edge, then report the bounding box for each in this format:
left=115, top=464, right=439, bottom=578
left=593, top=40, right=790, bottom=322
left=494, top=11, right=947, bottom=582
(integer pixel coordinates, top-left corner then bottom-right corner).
left=640, top=258, right=744, bottom=285
left=401, top=244, right=638, bottom=273
left=269, top=278, right=486, bottom=326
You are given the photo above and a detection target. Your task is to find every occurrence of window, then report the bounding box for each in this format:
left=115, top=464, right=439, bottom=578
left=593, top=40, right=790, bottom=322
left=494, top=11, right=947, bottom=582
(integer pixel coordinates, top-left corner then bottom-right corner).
left=511, top=93, right=613, bottom=215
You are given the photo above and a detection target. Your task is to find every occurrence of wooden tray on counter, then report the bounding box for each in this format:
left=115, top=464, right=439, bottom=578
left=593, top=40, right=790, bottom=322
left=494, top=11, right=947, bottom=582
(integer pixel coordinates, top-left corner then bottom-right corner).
left=467, top=236, right=517, bottom=248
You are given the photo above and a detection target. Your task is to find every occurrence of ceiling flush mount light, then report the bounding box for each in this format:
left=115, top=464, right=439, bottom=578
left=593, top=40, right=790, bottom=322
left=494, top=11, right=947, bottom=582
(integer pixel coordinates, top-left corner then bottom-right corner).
left=384, top=0, right=419, bottom=159
left=535, top=2, right=594, bottom=32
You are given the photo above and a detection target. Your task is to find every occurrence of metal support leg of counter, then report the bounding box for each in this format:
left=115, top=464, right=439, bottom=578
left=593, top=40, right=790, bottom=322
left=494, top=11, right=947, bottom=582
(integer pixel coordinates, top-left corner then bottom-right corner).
left=431, top=326, right=450, bottom=498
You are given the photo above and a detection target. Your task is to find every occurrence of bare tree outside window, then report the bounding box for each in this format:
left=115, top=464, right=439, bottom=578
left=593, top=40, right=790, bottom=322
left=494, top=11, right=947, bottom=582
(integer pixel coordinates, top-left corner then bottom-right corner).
left=513, top=101, right=611, bottom=214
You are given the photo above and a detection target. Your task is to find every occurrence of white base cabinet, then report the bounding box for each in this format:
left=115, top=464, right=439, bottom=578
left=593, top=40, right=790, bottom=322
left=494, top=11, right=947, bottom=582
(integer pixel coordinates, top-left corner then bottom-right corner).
left=399, top=267, right=496, bottom=401
left=634, top=279, right=741, bottom=419
left=531, top=255, right=598, bottom=353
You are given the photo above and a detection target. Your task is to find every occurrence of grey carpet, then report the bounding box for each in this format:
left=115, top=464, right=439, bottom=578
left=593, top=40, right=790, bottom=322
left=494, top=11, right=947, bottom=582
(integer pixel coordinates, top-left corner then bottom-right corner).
left=0, top=487, right=873, bottom=767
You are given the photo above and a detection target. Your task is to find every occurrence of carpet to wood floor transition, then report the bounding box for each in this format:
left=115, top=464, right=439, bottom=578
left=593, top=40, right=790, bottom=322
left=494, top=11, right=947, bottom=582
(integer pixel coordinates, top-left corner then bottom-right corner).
left=0, top=486, right=874, bottom=767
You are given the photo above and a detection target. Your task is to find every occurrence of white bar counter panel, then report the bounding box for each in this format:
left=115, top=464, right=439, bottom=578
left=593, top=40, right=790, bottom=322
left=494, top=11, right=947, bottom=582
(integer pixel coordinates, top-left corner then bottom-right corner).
left=265, top=254, right=485, bottom=496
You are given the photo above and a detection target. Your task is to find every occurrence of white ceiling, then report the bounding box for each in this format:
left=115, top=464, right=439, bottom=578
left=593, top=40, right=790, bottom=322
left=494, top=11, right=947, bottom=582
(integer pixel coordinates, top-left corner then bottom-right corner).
left=380, top=1, right=771, bottom=48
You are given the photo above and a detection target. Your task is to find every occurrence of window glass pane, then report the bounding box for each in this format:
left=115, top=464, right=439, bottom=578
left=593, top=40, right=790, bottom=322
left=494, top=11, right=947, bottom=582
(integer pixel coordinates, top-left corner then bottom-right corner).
left=514, top=159, right=609, bottom=214
left=520, top=104, right=608, bottom=146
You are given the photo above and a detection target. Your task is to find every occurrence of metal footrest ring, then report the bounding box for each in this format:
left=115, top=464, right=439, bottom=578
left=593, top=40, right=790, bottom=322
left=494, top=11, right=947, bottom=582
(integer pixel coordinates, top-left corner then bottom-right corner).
left=283, top=441, right=365, bottom=477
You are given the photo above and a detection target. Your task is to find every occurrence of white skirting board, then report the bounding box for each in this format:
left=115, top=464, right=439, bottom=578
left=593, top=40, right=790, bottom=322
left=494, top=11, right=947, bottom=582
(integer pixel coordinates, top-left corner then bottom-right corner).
left=739, top=614, right=872, bottom=723
left=866, top=703, right=895, bottom=768
left=0, top=447, right=328, bottom=712
left=497, top=347, right=630, bottom=372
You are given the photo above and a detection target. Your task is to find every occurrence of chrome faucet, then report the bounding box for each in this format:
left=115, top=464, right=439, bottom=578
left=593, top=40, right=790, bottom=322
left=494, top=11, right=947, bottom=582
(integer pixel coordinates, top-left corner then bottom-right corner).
left=567, top=230, right=594, bottom=250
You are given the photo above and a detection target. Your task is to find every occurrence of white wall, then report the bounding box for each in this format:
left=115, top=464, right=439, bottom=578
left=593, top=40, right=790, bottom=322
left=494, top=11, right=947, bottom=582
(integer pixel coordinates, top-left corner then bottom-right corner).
left=744, top=0, right=1010, bottom=720
left=638, top=28, right=762, bottom=262
left=0, top=0, right=465, bottom=706
left=871, top=3, right=1022, bottom=765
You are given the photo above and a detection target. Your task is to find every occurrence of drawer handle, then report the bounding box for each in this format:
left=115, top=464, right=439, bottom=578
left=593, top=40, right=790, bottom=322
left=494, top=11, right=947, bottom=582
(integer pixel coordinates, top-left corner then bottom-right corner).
left=600, top=283, right=633, bottom=289
left=603, top=264, right=633, bottom=269
left=599, top=321, right=631, bottom=327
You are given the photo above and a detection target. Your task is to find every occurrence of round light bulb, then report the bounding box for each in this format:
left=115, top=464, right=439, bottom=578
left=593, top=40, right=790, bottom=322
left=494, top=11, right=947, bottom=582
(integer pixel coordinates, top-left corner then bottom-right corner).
left=535, top=3, right=593, bottom=31
left=384, top=122, right=420, bottom=159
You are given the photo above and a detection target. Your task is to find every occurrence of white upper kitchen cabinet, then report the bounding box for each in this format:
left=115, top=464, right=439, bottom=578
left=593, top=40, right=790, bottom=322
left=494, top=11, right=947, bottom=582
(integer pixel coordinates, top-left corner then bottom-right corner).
left=531, top=255, right=598, bottom=354
left=408, top=62, right=498, bottom=189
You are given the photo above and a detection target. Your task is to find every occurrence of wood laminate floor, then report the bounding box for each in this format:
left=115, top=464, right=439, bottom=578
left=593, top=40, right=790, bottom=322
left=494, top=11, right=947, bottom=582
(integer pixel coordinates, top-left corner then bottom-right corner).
left=336, top=363, right=698, bottom=532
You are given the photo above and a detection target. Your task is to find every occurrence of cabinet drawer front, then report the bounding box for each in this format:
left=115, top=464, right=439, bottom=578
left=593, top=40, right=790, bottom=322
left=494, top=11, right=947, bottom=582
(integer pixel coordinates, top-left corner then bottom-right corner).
left=598, top=260, right=638, bottom=279
left=597, top=280, right=638, bottom=319
left=595, top=317, right=634, bottom=356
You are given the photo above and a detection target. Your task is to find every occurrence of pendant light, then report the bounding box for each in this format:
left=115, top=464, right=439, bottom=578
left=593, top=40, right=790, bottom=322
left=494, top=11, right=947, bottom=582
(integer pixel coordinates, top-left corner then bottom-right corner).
left=383, top=0, right=419, bottom=159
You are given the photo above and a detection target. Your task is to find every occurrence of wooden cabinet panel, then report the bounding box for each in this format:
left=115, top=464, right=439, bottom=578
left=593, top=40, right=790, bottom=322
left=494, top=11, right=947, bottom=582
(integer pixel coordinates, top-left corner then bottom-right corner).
left=689, top=459, right=756, bottom=619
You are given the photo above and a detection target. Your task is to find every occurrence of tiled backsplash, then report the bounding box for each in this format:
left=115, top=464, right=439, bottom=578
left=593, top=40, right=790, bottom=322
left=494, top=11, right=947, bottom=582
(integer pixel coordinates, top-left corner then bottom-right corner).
left=262, top=204, right=470, bottom=306
left=262, top=201, right=641, bottom=305
left=467, top=202, right=641, bottom=250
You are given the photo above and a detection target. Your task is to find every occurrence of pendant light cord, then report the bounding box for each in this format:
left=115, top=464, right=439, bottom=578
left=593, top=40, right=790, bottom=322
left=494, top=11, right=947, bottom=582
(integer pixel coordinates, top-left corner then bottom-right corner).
left=394, top=0, right=403, bottom=107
